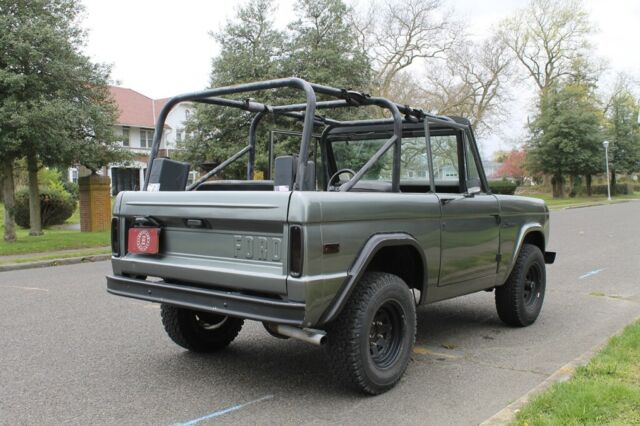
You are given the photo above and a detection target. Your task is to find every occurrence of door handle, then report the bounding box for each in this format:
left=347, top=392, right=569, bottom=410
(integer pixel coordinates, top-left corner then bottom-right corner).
left=439, top=197, right=457, bottom=205
left=491, top=214, right=501, bottom=225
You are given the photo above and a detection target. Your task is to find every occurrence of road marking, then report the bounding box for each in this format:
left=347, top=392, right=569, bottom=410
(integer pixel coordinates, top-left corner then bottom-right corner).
left=172, top=395, right=273, bottom=426
left=579, top=268, right=605, bottom=280
left=3, top=285, right=48, bottom=292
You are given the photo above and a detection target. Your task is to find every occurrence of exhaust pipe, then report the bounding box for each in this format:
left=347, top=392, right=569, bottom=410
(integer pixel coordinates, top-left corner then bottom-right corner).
left=273, top=324, right=327, bottom=346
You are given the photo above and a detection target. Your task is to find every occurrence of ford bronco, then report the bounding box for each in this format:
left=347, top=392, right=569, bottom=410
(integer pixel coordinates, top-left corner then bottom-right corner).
left=107, top=78, right=556, bottom=394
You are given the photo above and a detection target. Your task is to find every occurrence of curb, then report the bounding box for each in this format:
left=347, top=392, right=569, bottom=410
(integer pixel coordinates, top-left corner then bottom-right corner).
left=563, top=199, right=637, bottom=210
left=478, top=316, right=640, bottom=426
left=0, top=254, right=111, bottom=272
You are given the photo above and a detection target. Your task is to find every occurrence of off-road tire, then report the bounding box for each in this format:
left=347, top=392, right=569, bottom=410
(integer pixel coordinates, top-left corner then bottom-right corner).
left=160, top=304, right=244, bottom=352
left=325, top=272, right=416, bottom=395
left=495, top=244, right=546, bottom=327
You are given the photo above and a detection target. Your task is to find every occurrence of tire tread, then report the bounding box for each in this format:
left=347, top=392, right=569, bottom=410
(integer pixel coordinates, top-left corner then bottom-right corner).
left=160, top=304, right=243, bottom=352
left=325, top=272, right=416, bottom=394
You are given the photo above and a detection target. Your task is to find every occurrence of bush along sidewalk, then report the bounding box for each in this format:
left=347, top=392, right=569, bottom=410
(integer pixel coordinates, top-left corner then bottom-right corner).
left=13, top=187, right=76, bottom=228
left=511, top=319, right=640, bottom=425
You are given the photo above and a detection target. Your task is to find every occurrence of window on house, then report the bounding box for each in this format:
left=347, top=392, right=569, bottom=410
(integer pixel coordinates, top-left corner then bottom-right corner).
left=122, top=127, right=130, bottom=146
left=140, top=129, right=154, bottom=148
left=176, top=128, right=183, bottom=143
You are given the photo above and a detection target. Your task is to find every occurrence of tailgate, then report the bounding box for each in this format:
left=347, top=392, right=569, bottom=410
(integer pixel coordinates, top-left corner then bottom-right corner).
left=112, top=191, right=291, bottom=295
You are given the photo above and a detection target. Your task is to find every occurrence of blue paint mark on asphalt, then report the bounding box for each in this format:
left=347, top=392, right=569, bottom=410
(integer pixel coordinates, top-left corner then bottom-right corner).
left=172, top=395, right=273, bottom=426
left=579, top=268, right=605, bottom=280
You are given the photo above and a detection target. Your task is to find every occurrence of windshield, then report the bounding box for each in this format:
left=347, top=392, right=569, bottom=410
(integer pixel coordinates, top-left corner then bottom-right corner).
left=330, top=136, right=430, bottom=182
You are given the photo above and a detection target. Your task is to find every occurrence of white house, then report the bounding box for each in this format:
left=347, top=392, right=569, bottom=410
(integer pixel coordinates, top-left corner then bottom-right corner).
left=68, top=86, right=193, bottom=194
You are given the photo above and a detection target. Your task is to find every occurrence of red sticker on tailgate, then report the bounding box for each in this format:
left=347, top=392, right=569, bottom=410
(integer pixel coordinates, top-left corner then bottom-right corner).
left=127, top=227, right=160, bottom=255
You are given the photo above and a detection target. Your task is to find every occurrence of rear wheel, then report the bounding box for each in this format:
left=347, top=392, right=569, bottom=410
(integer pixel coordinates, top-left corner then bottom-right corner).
left=160, top=305, right=244, bottom=352
left=495, top=244, right=546, bottom=326
left=325, top=272, right=416, bottom=395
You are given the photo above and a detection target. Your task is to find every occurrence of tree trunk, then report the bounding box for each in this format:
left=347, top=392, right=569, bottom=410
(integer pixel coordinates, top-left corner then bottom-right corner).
left=26, top=153, right=43, bottom=236
left=551, top=174, right=564, bottom=198
left=610, top=169, right=617, bottom=196
left=585, top=174, right=592, bottom=196
left=568, top=175, right=575, bottom=196
left=2, top=160, right=17, bottom=242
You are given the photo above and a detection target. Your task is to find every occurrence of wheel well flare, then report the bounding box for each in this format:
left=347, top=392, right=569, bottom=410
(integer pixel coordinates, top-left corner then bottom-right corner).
left=367, top=245, right=424, bottom=293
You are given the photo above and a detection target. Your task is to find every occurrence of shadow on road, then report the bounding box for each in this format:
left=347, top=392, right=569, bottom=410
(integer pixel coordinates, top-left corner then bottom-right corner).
left=141, top=296, right=504, bottom=396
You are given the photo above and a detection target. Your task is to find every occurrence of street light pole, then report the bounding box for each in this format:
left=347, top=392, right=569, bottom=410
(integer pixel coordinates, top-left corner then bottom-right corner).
left=603, top=140, right=611, bottom=201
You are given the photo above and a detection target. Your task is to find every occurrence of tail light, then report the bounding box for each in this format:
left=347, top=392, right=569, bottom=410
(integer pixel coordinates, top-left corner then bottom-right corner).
left=111, top=218, right=120, bottom=256
left=289, top=225, right=303, bottom=277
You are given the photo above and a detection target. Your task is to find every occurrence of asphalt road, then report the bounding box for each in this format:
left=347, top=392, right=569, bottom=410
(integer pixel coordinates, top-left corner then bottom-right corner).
left=1, top=201, right=640, bottom=426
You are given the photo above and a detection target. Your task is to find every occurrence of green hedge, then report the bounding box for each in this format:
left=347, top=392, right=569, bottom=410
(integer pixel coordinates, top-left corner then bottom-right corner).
left=13, top=188, right=76, bottom=228
left=62, top=181, right=79, bottom=202
left=488, top=180, right=518, bottom=195
left=589, top=184, right=629, bottom=195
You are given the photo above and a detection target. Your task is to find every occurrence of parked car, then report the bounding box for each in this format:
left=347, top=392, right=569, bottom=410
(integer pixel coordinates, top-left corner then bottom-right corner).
left=107, top=78, right=556, bottom=394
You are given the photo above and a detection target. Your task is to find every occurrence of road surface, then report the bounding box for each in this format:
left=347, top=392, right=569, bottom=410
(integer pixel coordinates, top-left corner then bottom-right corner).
left=1, top=201, right=639, bottom=425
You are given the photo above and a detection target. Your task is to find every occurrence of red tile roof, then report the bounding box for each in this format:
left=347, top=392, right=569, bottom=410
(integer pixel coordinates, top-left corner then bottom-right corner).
left=108, top=86, right=171, bottom=129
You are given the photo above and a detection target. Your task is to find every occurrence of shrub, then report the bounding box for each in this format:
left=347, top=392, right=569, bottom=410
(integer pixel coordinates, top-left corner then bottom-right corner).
left=13, top=188, right=76, bottom=228
left=489, top=179, right=518, bottom=195
left=62, top=181, right=79, bottom=202
left=590, top=184, right=629, bottom=195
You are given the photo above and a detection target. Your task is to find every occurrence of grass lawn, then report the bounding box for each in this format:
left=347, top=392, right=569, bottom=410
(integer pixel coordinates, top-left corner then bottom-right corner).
left=512, top=320, right=640, bottom=425
left=0, top=203, right=109, bottom=257
left=527, top=192, right=639, bottom=209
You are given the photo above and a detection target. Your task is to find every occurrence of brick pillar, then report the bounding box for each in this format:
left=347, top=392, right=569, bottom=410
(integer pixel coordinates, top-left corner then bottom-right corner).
left=78, top=174, right=111, bottom=232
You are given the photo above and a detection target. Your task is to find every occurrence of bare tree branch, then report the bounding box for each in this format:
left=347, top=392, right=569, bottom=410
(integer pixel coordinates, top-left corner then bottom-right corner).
left=499, top=0, right=593, bottom=93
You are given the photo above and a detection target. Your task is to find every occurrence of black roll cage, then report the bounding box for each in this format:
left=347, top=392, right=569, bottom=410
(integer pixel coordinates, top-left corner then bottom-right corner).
left=144, top=77, right=485, bottom=193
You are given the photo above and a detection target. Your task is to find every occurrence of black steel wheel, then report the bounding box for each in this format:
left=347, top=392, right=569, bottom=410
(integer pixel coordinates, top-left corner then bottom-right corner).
left=325, top=272, right=416, bottom=395
left=161, top=305, right=244, bottom=352
left=369, top=301, right=405, bottom=368
left=495, top=244, right=546, bottom=327
left=523, top=263, right=543, bottom=307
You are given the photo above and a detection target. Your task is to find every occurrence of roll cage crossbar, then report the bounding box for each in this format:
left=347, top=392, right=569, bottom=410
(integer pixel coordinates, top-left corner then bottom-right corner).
left=143, top=77, right=468, bottom=192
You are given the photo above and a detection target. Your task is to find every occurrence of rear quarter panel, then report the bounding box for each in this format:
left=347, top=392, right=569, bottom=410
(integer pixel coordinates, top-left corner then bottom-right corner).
left=495, top=194, right=549, bottom=285
left=287, top=191, right=441, bottom=324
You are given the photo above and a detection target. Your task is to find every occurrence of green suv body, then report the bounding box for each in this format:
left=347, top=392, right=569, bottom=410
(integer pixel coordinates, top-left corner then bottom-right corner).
left=107, top=78, right=555, bottom=394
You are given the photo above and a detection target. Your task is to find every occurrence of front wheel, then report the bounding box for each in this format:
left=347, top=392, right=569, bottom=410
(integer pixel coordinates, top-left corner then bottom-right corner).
left=160, top=305, right=244, bottom=352
left=495, top=244, right=546, bottom=326
left=325, top=272, right=416, bottom=395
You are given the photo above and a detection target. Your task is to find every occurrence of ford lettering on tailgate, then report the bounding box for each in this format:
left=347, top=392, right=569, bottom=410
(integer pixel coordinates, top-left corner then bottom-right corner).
left=233, top=235, right=282, bottom=261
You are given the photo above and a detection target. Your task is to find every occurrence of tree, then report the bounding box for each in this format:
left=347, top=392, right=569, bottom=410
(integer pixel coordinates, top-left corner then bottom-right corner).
left=0, top=0, right=126, bottom=236
left=177, top=0, right=286, bottom=176
left=423, top=35, right=513, bottom=136
left=526, top=80, right=604, bottom=198
left=179, top=0, right=372, bottom=177
left=286, top=0, right=370, bottom=89
left=603, top=77, right=640, bottom=193
left=0, top=163, right=17, bottom=242
left=494, top=150, right=527, bottom=184
left=349, top=0, right=459, bottom=98
left=499, top=0, right=593, bottom=94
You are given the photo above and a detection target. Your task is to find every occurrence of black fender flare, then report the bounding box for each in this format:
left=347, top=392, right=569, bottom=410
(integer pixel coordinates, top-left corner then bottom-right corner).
left=318, top=232, right=427, bottom=325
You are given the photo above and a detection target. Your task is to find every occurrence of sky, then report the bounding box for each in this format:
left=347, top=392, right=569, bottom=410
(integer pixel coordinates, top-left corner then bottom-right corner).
left=81, top=0, right=640, bottom=156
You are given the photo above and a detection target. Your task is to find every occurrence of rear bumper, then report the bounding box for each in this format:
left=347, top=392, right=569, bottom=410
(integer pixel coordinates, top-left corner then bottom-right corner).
left=106, top=274, right=305, bottom=326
